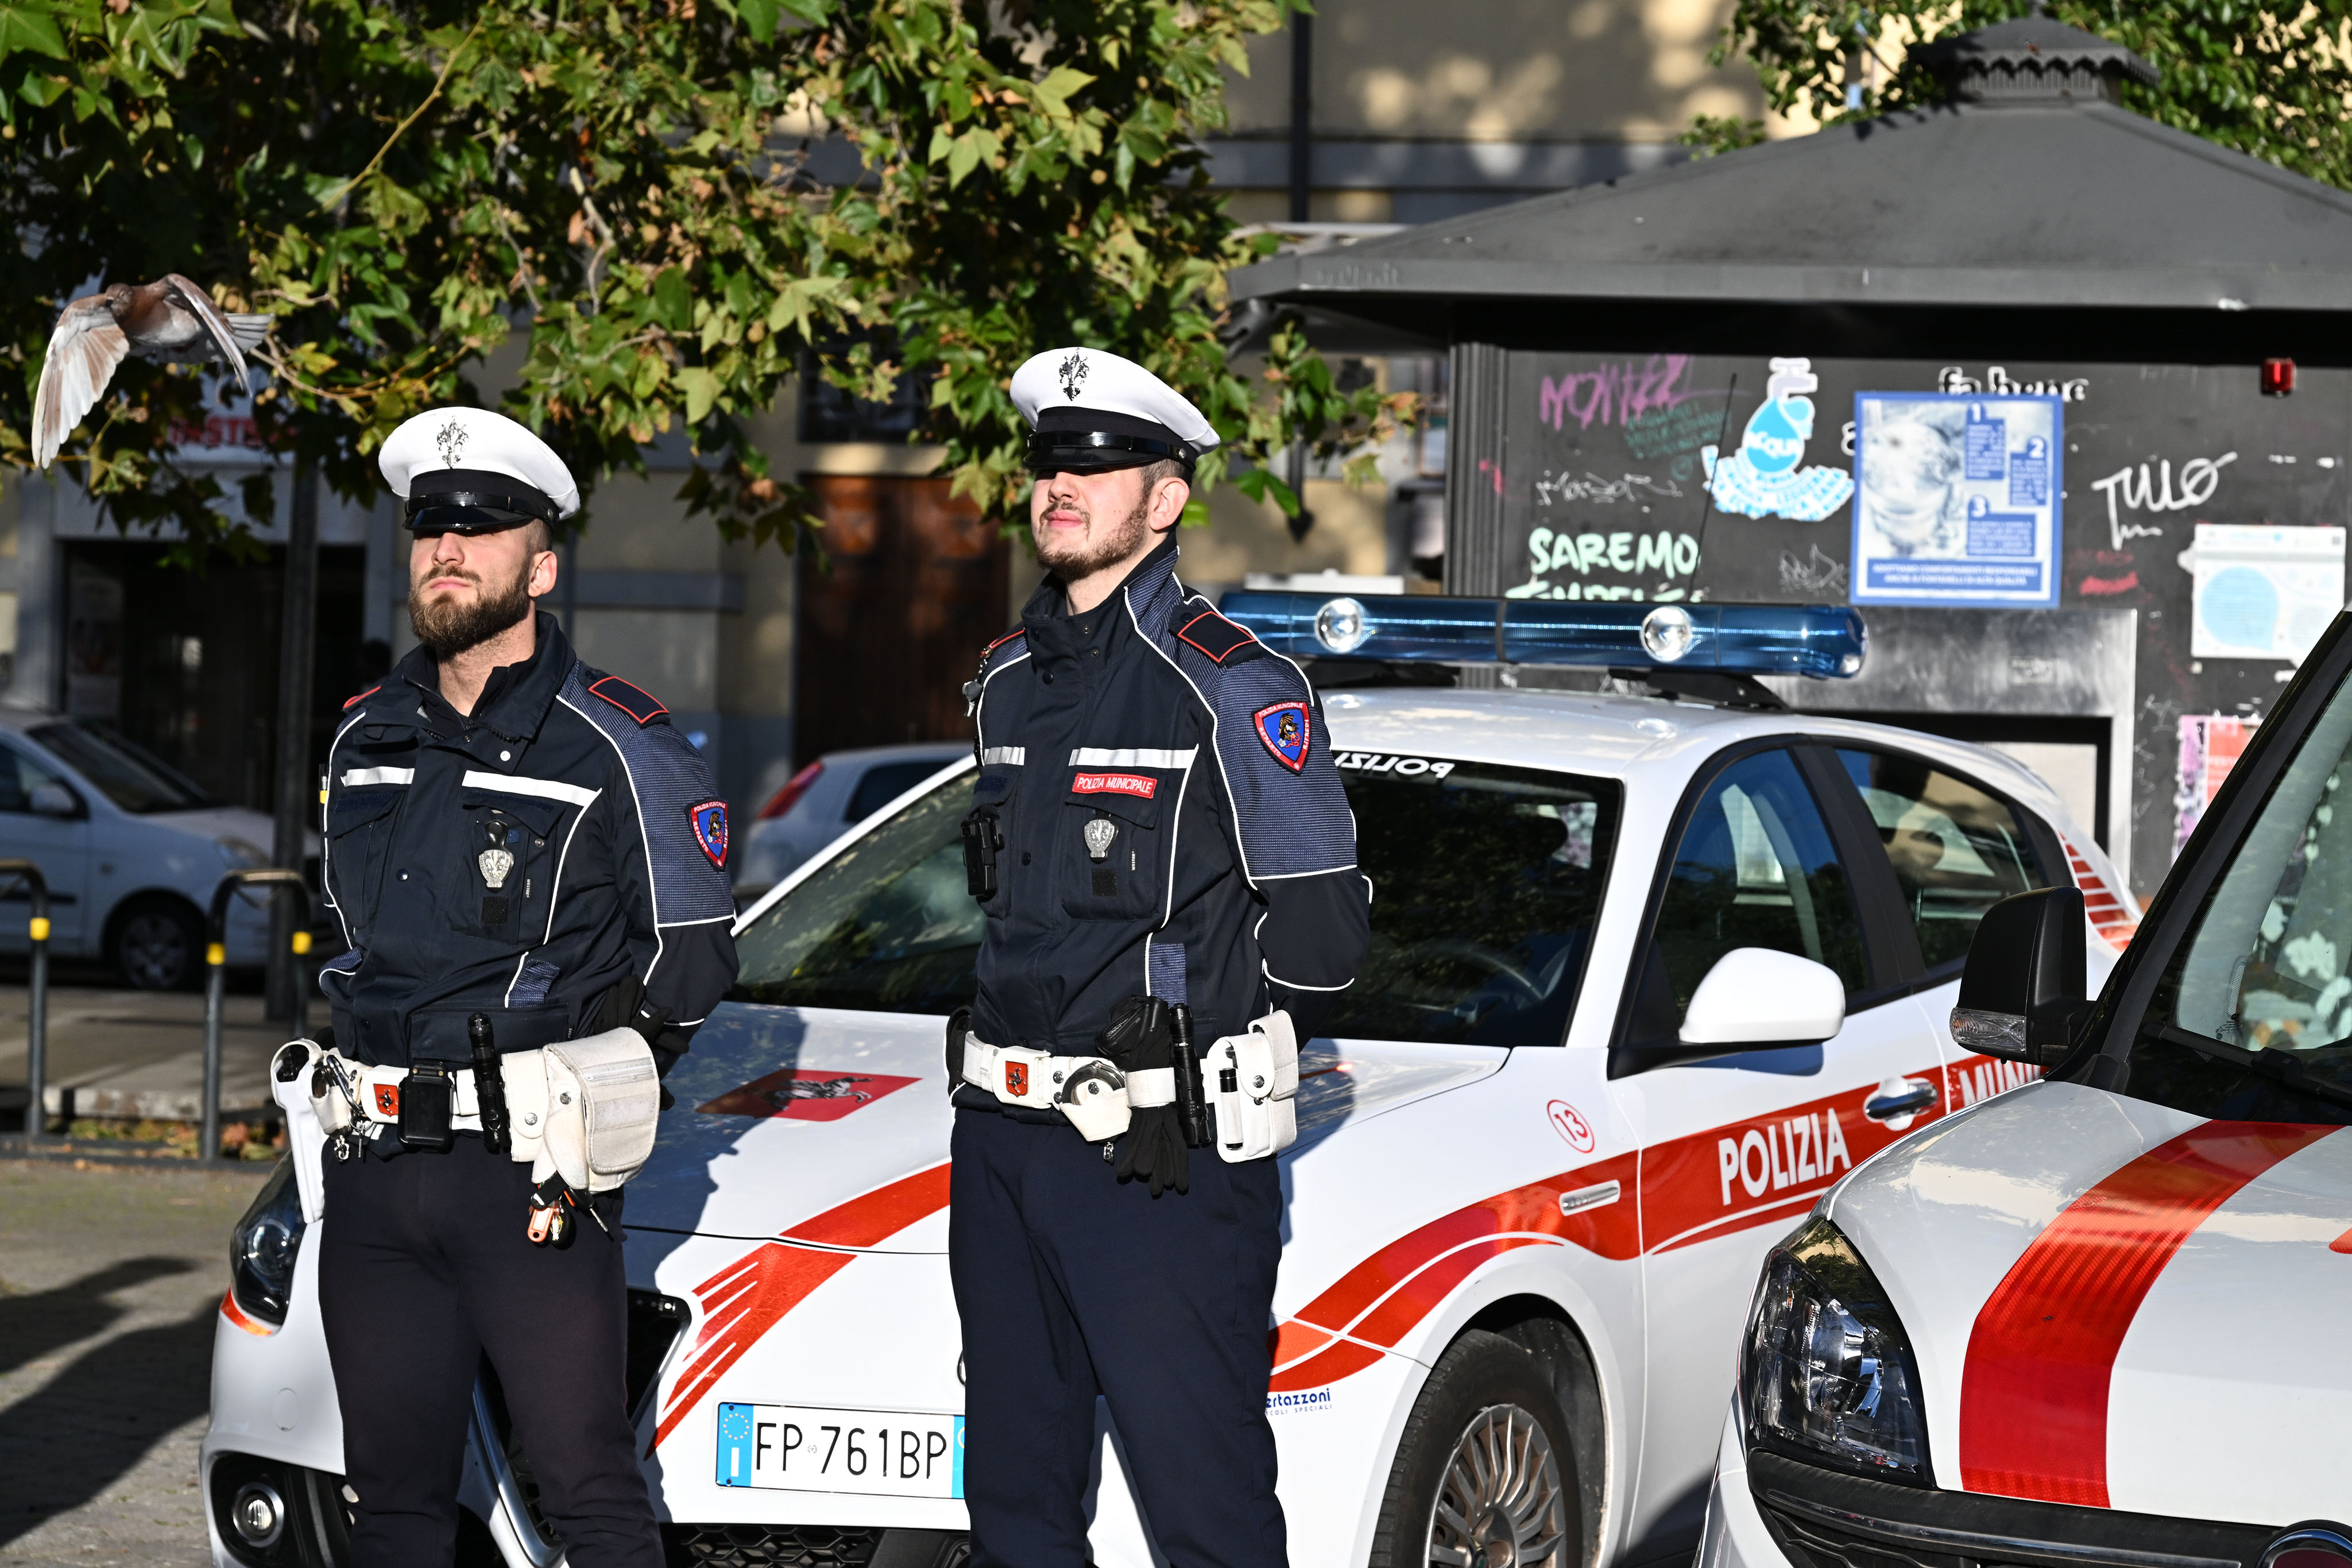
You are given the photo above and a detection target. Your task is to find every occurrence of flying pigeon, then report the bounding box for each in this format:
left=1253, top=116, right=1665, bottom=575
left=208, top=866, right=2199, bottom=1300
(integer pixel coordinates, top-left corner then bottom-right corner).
left=30, top=276, right=270, bottom=468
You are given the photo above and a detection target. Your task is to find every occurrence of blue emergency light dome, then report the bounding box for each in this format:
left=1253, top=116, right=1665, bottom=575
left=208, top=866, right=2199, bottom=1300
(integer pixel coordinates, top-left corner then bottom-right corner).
left=1217, top=594, right=1867, bottom=681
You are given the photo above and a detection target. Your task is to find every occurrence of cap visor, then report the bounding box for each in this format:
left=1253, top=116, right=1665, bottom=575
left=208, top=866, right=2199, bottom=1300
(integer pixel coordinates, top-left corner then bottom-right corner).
left=406, top=504, right=540, bottom=536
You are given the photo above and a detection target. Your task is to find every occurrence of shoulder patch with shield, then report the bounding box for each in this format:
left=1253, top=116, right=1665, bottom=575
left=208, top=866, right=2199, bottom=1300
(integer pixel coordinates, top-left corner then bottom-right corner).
left=686, top=800, right=729, bottom=868
left=1254, top=701, right=1311, bottom=773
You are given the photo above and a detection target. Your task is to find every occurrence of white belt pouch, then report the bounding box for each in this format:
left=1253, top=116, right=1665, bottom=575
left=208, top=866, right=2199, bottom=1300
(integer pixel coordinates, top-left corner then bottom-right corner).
left=1204, top=1011, right=1300, bottom=1163
left=535, top=1027, right=662, bottom=1193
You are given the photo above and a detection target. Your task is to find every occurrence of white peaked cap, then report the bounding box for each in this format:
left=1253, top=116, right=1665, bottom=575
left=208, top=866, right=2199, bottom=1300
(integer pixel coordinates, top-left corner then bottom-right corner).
left=1011, top=347, right=1220, bottom=460
left=378, top=406, right=581, bottom=520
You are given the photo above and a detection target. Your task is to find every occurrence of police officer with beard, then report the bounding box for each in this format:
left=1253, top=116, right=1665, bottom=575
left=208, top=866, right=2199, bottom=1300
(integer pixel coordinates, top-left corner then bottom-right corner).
left=950, top=350, right=1371, bottom=1568
left=308, top=406, right=737, bottom=1568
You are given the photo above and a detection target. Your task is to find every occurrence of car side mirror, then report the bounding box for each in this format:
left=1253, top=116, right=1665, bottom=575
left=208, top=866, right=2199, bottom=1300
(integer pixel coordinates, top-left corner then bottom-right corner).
left=1681, top=947, right=1848, bottom=1048
left=1610, top=946, right=1850, bottom=1077
left=29, top=781, right=79, bottom=818
left=1952, top=886, right=2086, bottom=1066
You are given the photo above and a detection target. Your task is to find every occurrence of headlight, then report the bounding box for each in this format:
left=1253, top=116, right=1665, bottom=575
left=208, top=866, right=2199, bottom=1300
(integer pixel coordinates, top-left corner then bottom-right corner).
left=229, top=1159, right=305, bottom=1327
left=1740, top=1214, right=1931, bottom=1482
left=216, top=835, right=269, bottom=869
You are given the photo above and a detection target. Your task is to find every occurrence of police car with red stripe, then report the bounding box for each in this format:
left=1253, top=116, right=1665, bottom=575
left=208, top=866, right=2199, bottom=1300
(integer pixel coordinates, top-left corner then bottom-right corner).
left=205, top=594, right=2130, bottom=1568
left=1704, top=611, right=2352, bottom=1568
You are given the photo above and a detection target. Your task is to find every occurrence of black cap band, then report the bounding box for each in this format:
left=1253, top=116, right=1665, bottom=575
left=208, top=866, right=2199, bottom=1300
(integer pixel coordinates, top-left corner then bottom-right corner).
left=403, top=469, right=559, bottom=534
left=1024, top=429, right=1196, bottom=474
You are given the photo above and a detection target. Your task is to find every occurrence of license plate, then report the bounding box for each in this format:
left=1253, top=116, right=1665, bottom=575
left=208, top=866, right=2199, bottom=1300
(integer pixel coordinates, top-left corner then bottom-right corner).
left=715, top=1403, right=964, bottom=1499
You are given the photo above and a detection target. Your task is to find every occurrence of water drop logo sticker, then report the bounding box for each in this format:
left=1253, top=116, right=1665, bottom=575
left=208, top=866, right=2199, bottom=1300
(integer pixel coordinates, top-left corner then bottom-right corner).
left=1701, top=357, right=1856, bottom=522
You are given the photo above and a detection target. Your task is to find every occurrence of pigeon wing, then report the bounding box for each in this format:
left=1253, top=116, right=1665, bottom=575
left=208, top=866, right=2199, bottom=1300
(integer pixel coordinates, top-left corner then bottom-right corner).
left=31, top=296, right=129, bottom=470
left=224, top=313, right=270, bottom=352
left=159, top=274, right=252, bottom=392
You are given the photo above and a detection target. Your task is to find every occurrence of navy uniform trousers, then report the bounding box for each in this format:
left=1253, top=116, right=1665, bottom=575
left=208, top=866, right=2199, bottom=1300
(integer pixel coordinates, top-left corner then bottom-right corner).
left=318, top=1135, right=661, bottom=1568
left=949, top=1108, right=1287, bottom=1568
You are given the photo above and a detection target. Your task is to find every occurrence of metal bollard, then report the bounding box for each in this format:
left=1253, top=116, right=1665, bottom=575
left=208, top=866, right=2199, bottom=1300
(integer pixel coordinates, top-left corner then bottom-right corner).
left=203, top=869, right=311, bottom=1163
left=0, top=862, right=51, bottom=1139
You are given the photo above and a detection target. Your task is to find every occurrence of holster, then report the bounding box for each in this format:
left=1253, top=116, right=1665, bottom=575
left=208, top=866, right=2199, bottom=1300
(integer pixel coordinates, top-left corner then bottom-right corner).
left=271, top=1039, right=330, bottom=1223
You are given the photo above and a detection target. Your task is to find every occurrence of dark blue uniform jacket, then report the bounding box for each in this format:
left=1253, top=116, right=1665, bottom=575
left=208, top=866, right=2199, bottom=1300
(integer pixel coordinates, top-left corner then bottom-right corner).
left=321, top=613, right=737, bottom=1070
left=958, top=538, right=1370, bottom=1114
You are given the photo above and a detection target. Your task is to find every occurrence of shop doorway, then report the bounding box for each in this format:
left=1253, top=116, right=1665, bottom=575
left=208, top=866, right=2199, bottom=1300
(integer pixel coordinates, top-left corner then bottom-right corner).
left=792, top=477, right=1008, bottom=766
left=59, top=541, right=369, bottom=811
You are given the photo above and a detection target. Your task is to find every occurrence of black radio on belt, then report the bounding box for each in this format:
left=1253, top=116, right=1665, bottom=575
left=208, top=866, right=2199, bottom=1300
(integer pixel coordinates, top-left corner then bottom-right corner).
left=960, top=809, right=1004, bottom=900
left=398, top=1063, right=457, bottom=1152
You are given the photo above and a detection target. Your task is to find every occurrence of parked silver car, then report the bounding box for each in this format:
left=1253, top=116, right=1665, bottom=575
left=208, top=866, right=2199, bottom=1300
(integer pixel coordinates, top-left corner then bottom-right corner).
left=0, top=707, right=311, bottom=988
left=732, top=742, right=969, bottom=899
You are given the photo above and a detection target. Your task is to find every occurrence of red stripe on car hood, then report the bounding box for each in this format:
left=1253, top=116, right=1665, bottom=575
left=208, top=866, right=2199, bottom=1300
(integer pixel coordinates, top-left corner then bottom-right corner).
left=1958, top=1120, right=2335, bottom=1505
left=651, top=1164, right=951, bottom=1452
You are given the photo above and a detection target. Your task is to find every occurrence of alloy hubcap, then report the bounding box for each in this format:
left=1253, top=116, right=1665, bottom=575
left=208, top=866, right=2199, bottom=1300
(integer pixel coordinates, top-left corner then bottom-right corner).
left=1426, top=1404, right=1569, bottom=1568
left=121, top=915, right=189, bottom=987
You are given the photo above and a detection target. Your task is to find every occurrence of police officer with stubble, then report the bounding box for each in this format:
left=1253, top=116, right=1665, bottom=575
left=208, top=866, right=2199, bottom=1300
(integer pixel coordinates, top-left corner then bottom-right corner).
left=310, top=406, right=737, bottom=1568
left=950, top=349, right=1372, bottom=1568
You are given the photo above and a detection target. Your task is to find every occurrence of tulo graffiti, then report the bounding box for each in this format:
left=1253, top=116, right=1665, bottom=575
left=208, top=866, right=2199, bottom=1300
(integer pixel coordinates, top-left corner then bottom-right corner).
left=2087, top=451, right=2237, bottom=549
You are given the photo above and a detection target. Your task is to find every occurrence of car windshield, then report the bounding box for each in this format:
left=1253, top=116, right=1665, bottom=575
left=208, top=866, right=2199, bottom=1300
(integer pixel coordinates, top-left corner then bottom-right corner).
left=28, top=719, right=210, bottom=813
left=2135, top=669, right=2352, bottom=1124
left=730, top=758, right=1619, bottom=1047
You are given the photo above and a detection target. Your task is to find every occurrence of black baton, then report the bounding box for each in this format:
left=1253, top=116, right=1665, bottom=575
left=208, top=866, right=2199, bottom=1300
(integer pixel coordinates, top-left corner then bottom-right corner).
left=1170, top=1003, right=1210, bottom=1149
left=469, top=1012, right=512, bottom=1156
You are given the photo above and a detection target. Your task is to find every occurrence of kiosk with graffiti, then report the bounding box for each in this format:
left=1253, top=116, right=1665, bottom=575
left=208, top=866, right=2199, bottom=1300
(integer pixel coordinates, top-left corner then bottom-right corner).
left=1850, top=391, right=2063, bottom=609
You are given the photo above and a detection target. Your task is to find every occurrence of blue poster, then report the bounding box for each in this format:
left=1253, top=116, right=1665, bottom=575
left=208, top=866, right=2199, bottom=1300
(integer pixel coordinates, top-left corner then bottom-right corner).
left=1964, top=405, right=2007, bottom=481
left=1851, top=392, right=2064, bottom=609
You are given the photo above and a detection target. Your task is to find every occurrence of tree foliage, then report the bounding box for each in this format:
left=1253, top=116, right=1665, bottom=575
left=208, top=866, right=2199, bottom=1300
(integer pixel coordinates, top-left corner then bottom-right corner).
left=0, top=0, right=1406, bottom=546
left=1700, top=0, right=2352, bottom=191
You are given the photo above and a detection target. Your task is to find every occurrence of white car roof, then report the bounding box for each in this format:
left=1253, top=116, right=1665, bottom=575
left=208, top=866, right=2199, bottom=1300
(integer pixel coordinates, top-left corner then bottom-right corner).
left=1322, top=686, right=2083, bottom=835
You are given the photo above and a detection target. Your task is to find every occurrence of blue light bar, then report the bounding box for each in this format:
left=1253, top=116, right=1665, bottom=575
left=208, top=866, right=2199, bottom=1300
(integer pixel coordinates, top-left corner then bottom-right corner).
left=1218, top=594, right=1868, bottom=680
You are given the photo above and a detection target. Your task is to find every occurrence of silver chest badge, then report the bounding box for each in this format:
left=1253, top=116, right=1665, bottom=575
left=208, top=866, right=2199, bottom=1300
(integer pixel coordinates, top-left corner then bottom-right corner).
left=478, top=848, right=516, bottom=889
left=1082, top=817, right=1117, bottom=862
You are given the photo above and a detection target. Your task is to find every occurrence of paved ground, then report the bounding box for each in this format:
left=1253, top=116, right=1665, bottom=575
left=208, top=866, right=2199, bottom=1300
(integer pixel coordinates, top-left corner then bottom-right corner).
left=0, top=1154, right=271, bottom=1567
left=0, top=976, right=286, bottom=1129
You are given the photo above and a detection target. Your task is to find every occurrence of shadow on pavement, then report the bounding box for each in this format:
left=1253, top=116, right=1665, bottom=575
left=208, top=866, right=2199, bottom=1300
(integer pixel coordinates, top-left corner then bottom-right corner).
left=0, top=1255, right=194, bottom=1380
left=0, top=1300, right=218, bottom=1547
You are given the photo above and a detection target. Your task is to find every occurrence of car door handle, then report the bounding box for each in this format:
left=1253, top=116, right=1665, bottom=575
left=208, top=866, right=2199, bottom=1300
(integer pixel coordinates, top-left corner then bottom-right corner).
left=1864, top=1075, right=1938, bottom=1125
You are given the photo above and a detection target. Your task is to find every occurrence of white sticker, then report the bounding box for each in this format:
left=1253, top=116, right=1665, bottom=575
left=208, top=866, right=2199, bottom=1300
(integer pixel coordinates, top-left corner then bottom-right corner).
left=1334, top=752, right=1456, bottom=779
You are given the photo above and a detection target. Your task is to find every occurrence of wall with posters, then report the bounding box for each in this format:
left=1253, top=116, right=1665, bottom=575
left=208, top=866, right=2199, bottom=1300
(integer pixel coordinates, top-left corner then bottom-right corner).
left=1448, top=347, right=2351, bottom=900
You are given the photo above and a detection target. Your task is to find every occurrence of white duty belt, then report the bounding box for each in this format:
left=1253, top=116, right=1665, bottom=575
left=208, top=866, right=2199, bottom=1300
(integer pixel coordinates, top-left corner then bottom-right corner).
left=272, top=1029, right=662, bottom=1220
left=961, top=1015, right=1298, bottom=1161
left=960, top=1036, right=1173, bottom=1141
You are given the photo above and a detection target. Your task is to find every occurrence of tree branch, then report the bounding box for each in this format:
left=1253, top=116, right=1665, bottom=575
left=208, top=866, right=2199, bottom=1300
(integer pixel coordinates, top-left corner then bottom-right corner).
left=315, top=18, right=485, bottom=212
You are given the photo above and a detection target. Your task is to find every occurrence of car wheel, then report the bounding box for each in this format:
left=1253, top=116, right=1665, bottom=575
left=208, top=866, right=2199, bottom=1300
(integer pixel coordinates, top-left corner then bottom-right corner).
left=111, top=896, right=206, bottom=990
left=1369, top=1330, right=1584, bottom=1568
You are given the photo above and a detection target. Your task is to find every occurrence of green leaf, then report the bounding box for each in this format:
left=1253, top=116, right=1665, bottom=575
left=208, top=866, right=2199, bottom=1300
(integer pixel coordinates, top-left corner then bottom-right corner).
left=0, top=2, right=67, bottom=64
left=944, top=125, right=999, bottom=187
left=736, top=0, right=779, bottom=44
left=653, top=265, right=691, bottom=330
left=1030, top=64, right=1094, bottom=117
left=1233, top=468, right=1299, bottom=518
left=676, top=367, right=721, bottom=424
